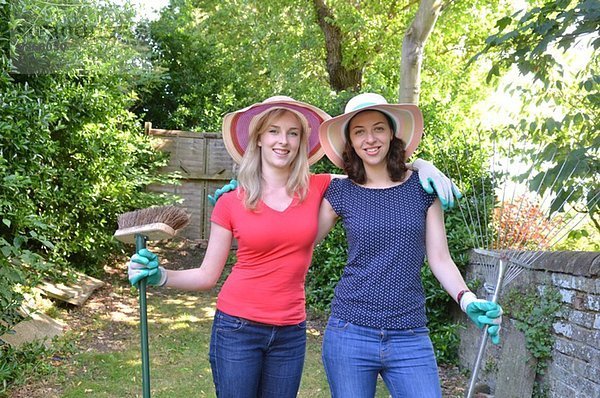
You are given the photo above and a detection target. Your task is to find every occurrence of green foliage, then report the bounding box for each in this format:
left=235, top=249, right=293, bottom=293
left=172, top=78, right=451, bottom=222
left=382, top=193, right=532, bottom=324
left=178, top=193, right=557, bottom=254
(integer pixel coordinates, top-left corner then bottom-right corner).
left=307, top=222, right=346, bottom=312
left=422, top=266, right=462, bottom=364
left=476, top=0, right=599, bottom=233
left=306, top=158, right=345, bottom=312
left=139, top=0, right=508, bottom=131
left=0, top=342, right=50, bottom=393
left=504, top=284, right=563, bottom=395
left=138, top=0, right=334, bottom=132
left=555, top=222, right=600, bottom=251
left=0, top=0, right=171, bottom=346
left=0, top=338, right=76, bottom=395
left=479, top=0, right=599, bottom=85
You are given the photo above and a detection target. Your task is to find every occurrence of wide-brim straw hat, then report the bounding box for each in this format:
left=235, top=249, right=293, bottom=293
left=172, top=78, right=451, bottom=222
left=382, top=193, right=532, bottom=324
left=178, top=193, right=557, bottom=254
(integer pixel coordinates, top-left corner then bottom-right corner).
left=222, top=96, right=330, bottom=165
left=319, top=93, right=424, bottom=169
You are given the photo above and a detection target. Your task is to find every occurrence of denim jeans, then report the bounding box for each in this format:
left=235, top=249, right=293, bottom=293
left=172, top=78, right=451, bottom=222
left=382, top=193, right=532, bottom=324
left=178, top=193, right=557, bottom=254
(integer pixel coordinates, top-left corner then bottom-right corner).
left=322, top=316, right=442, bottom=398
left=209, top=310, right=307, bottom=398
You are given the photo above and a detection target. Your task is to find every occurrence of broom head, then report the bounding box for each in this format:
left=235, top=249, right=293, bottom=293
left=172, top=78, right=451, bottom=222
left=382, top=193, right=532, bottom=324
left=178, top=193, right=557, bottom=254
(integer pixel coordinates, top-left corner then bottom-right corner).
left=114, top=205, right=190, bottom=244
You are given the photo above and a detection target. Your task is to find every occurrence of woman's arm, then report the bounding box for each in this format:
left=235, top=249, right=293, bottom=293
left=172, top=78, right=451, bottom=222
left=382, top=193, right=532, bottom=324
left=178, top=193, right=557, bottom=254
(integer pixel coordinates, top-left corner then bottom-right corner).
left=425, top=199, right=503, bottom=343
left=164, top=222, right=233, bottom=290
left=425, top=199, right=469, bottom=302
left=315, top=198, right=339, bottom=245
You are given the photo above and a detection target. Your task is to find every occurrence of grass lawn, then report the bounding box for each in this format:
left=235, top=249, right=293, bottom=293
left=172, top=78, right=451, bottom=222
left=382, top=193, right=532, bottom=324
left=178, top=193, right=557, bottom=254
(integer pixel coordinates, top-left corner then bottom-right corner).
left=9, top=288, right=392, bottom=397
left=6, top=243, right=465, bottom=397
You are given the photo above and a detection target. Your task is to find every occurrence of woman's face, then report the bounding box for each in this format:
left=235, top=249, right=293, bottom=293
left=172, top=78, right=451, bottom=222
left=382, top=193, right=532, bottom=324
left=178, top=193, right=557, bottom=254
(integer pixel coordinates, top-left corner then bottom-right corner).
left=257, top=111, right=302, bottom=171
left=348, top=110, right=393, bottom=168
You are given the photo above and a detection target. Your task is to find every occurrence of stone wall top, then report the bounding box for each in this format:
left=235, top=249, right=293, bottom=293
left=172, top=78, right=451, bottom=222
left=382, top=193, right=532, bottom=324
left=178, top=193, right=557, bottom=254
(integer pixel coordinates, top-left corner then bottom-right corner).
left=469, top=250, right=599, bottom=277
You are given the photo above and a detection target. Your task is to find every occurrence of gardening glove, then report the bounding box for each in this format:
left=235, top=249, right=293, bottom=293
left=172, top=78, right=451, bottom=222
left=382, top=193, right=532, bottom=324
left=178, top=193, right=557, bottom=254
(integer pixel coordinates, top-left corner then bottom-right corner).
left=460, top=291, right=503, bottom=344
left=208, top=179, right=238, bottom=205
left=128, top=248, right=167, bottom=287
left=413, top=158, right=462, bottom=210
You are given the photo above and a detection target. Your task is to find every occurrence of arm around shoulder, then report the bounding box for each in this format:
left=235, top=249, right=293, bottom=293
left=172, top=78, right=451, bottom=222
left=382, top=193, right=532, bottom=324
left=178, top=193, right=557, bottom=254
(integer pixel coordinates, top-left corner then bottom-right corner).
left=412, top=158, right=462, bottom=210
left=315, top=199, right=338, bottom=245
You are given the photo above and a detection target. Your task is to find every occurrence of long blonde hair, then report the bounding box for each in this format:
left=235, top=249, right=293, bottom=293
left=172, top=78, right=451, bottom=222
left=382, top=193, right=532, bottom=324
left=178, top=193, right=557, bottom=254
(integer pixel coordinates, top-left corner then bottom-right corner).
left=237, top=108, right=310, bottom=210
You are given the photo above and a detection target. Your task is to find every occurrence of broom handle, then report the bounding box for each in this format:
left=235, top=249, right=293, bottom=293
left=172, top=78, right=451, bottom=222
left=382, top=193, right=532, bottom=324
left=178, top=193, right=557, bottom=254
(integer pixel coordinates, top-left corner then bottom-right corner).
left=466, top=258, right=506, bottom=398
left=136, top=234, right=151, bottom=398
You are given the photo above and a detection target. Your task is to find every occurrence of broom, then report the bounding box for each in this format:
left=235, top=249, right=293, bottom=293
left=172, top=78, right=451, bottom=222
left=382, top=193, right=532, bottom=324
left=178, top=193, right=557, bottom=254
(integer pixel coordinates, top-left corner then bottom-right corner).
left=114, top=205, right=190, bottom=398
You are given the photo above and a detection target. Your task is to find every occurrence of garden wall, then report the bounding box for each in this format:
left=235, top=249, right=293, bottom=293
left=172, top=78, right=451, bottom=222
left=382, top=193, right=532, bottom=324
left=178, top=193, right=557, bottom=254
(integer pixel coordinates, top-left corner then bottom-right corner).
left=458, top=250, right=599, bottom=398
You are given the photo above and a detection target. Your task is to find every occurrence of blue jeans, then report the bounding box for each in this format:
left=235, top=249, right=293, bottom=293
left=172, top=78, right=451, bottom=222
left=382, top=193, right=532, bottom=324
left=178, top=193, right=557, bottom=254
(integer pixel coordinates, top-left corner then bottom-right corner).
left=209, top=310, right=307, bottom=398
left=322, top=316, right=441, bottom=398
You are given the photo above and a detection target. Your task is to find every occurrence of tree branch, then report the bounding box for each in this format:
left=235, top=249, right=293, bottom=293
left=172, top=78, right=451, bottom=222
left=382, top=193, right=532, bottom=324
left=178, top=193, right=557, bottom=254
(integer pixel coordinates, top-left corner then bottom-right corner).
left=399, top=0, right=444, bottom=104
left=311, top=0, right=361, bottom=91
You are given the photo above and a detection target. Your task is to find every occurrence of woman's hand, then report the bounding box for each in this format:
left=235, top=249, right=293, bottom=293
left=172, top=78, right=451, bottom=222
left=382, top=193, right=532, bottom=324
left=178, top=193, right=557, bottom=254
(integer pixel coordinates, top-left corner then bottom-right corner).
left=128, top=248, right=167, bottom=287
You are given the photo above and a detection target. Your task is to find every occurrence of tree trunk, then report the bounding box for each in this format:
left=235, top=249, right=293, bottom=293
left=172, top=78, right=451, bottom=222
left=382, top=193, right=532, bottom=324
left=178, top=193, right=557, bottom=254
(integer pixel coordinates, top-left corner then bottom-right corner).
left=399, top=0, right=445, bottom=104
left=312, top=0, right=362, bottom=92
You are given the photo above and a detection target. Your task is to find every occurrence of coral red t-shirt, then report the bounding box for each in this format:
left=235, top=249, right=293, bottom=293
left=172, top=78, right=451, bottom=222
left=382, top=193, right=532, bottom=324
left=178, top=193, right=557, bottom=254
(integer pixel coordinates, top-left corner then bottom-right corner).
left=210, top=174, right=330, bottom=325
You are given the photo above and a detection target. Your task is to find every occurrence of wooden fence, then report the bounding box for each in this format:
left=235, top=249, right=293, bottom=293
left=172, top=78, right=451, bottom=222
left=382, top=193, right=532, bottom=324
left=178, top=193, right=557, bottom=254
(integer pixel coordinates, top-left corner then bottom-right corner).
left=145, top=122, right=236, bottom=241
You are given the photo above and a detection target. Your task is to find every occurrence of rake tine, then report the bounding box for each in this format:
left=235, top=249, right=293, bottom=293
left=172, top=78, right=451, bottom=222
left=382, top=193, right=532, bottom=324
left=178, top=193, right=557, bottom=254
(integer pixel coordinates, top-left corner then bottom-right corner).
left=454, top=133, right=488, bottom=249
left=508, top=156, right=582, bottom=253
left=477, top=129, right=493, bottom=249
left=461, top=130, right=491, bottom=251
left=497, top=142, right=549, bottom=251
left=513, top=189, right=599, bottom=266
left=493, top=141, right=517, bottom=250
left=503, top=264, right=525, bottom=287
left=430, top=135, right=476, bottom=247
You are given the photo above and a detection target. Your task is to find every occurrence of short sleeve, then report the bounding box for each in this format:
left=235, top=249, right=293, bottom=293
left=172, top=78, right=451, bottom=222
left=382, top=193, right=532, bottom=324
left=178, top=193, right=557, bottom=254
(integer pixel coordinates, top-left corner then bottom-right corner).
left=324, top=178, right=345, bottom=215
left=210, top=190, right=235, bottom=230
left=311, top=173, right=332, bottom=198
left=415, top=171, right=437, bottom=209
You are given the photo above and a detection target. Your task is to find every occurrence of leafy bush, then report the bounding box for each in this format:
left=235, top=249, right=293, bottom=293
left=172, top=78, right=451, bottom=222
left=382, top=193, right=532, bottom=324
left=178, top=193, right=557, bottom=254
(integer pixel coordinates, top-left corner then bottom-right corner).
left=1, top=0, right=173, bottom=387
left=504, top=285, right=562, bottom=396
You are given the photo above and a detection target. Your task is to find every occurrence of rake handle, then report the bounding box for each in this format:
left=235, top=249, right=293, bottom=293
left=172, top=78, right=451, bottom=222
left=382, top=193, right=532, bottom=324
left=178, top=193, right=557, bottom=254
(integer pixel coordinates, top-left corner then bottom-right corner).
left=136, top=234, right=151, bottom=398
left=466, top=258, right=506, bottom=398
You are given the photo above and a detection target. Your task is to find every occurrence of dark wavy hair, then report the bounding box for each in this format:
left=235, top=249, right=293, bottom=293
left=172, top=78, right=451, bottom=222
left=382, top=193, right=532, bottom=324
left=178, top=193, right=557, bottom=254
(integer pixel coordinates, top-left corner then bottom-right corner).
left=342, top=110, right=407, bottom=184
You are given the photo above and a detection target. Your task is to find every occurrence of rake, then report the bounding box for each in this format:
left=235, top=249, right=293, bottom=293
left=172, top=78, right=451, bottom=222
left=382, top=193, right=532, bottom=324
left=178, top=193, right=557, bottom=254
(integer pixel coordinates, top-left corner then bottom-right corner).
left=465, top=249, right=527, bottom=398
left=437, top=135, right=598, bottom=398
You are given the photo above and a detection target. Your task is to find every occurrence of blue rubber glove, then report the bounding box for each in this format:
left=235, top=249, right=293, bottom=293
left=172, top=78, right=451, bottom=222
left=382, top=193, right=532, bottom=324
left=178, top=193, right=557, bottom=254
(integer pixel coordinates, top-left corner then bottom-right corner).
left=460, top=292, right=503, bottom=344
left=412, top=159, right=462, bottom=210
left=128, top=248, right=167, bottom=287
left=208, top=179, right=238, bottom=205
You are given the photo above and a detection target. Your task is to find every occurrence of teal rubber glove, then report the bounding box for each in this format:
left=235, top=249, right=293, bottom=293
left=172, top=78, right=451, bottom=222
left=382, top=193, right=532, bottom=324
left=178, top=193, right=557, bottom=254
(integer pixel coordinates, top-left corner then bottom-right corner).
left=128, top=248, right=167, bottom=287
left=460, top=292, right=503, bottom=344
left=208, top=179, right=238, bottom=205
left=412, top=158, right=462, bottom=210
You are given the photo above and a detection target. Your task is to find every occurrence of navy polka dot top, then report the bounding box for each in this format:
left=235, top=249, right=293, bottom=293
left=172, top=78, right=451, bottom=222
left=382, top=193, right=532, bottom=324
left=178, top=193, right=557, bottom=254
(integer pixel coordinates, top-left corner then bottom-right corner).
left=324, top=171, right=437, bottom=329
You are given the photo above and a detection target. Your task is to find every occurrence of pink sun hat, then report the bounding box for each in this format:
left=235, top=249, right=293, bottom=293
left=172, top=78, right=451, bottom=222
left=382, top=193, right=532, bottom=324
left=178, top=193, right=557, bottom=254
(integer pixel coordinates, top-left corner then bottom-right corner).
left=319, top=93, right=424, bottom=169
left=222, top=96, right=331, bottom=165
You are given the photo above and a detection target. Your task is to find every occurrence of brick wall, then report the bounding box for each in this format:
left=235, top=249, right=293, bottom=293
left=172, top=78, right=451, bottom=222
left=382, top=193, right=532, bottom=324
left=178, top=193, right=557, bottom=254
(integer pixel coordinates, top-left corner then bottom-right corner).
left=457, top=250, right=599, bottom=398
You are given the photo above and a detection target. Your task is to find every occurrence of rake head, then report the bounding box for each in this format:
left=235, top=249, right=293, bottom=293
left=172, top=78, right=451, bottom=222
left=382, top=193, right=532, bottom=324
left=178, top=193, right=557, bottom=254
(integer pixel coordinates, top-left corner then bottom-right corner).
left=470, top=249, right=527, bottom=301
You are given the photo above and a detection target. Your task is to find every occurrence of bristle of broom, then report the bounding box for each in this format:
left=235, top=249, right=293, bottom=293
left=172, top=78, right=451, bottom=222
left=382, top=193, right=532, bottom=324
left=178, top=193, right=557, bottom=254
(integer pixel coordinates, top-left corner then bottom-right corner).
left=117, top=205, right=190, bottom=231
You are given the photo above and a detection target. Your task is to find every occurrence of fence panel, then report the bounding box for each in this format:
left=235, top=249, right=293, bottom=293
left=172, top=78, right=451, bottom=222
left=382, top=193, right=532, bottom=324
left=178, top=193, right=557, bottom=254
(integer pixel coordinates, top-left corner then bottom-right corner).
left=146, top=122, right=236, bottom=241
